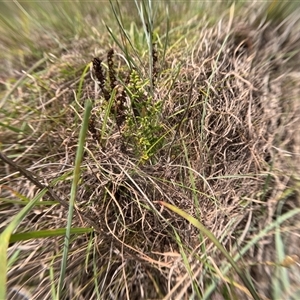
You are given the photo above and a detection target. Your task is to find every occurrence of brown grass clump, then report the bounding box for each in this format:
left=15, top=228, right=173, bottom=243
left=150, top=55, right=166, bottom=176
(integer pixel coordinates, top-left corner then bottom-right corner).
left=1, top=3, right=300, bottom=300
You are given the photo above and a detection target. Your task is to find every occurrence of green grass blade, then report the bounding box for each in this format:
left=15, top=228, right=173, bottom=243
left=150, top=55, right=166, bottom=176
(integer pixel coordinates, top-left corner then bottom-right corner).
left=76, top=62, right=92, bottom=103
left=203, top=207, right=300, bottom=299
left=159, top=201, right=260, bottom=300
left=56, top=99, right=93, bottom=299
left=109, top=0, right=143, bottom=68
left=0, top=56, right=48, bottom=108
left=174, top=229, right=202, bottom=298
left=50, top=256, right=57, bottom=300
left=0, top=188, right=48, bottom=300
left=0, top=121, right=25, bottom=133
left=134, top=0, right=154, bottom=93
left=0, top=198, right=58, bottom=206
left=162, top=3, right=169, bottom=67
left=7, top=250, right=20, bottom=269
left=9, top=227, right=93, bottom=244
left=273, top=200, right=290, bottom=298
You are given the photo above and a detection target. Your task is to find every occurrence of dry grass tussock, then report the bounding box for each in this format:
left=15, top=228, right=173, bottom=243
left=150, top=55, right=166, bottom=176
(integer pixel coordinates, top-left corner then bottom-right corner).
left=1, top=5, right=300, bottom=300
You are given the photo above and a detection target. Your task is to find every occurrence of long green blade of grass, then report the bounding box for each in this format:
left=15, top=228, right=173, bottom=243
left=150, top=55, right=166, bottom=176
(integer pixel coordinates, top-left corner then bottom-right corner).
left=76, top=62, right=92, bottom=104
left=56, top=99, right=93, bottom=299
left=203, top=207, right=300, bottom=299
left=159, top=201, right=260, bottom=300
left=273, top=199, right=290, bottom=299
left=9, top=227, right=93, bottom=244
left=108, top=0, right=143, bottom=69
left=0, top=56, right=48, bottom=108
left=0, top=188, right=48, bottom=299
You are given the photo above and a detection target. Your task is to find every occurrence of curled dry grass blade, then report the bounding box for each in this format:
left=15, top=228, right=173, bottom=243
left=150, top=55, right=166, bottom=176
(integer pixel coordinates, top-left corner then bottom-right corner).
left=158, top=201, right=260, bottom=300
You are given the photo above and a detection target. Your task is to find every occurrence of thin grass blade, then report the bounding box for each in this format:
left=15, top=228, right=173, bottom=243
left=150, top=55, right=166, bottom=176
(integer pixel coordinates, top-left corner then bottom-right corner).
left=9, top=227, right=93, bottom=244
left=56, top=99, right=93, bottom=299
left=159, top=201, right=260, bottom=300
left=0, top=188, right=48, bottom=299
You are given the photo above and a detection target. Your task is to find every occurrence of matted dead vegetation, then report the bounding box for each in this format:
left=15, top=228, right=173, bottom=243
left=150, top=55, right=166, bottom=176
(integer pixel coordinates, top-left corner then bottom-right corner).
left=1, top=2, right=300, bottom=300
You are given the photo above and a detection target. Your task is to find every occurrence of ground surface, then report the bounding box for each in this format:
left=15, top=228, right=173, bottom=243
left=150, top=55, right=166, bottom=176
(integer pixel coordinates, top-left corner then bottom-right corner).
left=1, top=1, right=300, bottom=300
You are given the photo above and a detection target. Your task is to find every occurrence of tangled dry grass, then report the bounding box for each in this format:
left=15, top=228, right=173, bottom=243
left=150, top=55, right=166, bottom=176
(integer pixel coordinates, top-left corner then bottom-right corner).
left=1, top=3, right=300, bottom=300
